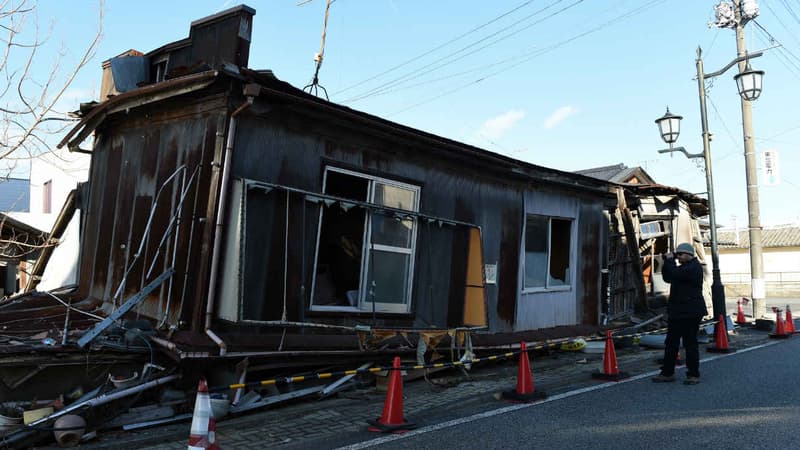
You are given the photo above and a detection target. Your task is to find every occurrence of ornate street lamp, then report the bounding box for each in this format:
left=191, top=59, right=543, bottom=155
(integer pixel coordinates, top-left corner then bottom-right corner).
left=654, top=46, right=767, bottom=322
left=654, top=108, right=683, bottom=145
left=733, top=62, right=765, bottom=101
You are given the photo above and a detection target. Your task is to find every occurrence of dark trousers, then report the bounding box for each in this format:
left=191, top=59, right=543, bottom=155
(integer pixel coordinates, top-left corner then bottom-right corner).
left=661, top=317, right=702, bottom=377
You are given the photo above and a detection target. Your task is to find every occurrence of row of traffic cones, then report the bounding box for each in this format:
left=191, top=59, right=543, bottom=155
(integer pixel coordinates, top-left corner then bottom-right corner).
left=369, top=342, right=552, bottom=434
left=769, top=306, right=797, bottom=339
left=188, top=309, right=789, bottom=442
left=184, top=341, right=573, bottom=440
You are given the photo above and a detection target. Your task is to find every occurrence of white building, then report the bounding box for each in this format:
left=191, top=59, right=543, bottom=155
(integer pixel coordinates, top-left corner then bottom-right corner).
left=8, top=148, right=89, bottom=291
left=710, top=224, right=800, bottom=298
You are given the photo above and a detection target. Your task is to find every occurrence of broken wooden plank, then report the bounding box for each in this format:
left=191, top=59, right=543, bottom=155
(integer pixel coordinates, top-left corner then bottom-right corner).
left=229, top=386, right=324, bottom=415
left=122, top=413, right=193, bottom=431
left=77, top=269, right=174, bottom=348
left=319, top=362, right=371, bottom=400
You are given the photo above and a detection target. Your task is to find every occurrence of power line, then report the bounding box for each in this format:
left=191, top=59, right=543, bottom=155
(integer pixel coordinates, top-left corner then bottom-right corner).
left=751, top=22, right=800, bottom=81
left=332, top=0, right=542, bottom=96
left=751, top=19, right=800, bottom=66
left=778, top=0, right=800, bottom=25
left=705, top=94, right=741, bottom=163
left=761, top=123, right=800, bottom=140
left=758, top=1, right=800, bottom=48
left=387, top=0, right=660, bottom=116
left=341, top=0, right=583, bottom=104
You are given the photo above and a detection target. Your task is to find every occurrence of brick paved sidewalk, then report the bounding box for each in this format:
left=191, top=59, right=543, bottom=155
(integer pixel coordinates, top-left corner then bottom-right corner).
left=77, top=325, right=774, bottom=450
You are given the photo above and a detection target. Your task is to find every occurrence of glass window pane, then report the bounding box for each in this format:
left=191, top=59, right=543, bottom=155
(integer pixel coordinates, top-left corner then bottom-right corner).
left=524, top=215, right=548, bottom=288
left=549, top=218, right=572, bottom=286
left=370, top=214, right=413, bottom=248
left=374, top=183, right=415, bottom=210
left=371, top=183, right=416, bottom=248
left=364, top=250, right=410, bottom=306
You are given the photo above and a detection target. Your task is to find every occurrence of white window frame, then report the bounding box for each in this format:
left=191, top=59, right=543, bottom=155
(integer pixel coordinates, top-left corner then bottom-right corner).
left=310, top=167, right=420, bottom=314
left=522, top=215, right=573, bottom=294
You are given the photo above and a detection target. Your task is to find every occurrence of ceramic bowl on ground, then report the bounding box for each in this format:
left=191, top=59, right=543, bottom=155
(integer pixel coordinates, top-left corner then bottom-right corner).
left=209, top=395, right=230, bottom=419
left=0, top=407, right=23, bottom=436
left=53, top=414, right=86, bottom=447
left=109, top=371, right=139, bottom=389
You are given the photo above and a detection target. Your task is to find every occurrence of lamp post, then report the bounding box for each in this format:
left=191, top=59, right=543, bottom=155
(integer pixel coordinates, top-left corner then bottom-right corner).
left=654, top=47, right=764, bottom=322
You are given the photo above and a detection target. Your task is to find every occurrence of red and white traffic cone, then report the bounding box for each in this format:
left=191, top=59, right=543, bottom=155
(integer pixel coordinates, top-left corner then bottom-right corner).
left=708, top=314, right=737, bottom=353
left=785, top=305, right=797, bottom=334
left=735, top=298, right=748, bottom=325
left=501, top=341, right=547, bottom=402
left=188, top=379, right=219, bottom=450
left=769, top=309, right=791, bottom=339
left=591, top=330, right=629, bottom=381
left=368, top=356, right=415, bottom=433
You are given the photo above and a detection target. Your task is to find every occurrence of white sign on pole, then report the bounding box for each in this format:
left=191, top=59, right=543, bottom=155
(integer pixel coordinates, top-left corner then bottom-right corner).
left=762, top=150, right=780, bottom=186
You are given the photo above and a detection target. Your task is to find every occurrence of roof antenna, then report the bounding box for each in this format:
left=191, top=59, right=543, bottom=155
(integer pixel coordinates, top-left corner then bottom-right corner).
left=303, top=0, right=333, bottom=100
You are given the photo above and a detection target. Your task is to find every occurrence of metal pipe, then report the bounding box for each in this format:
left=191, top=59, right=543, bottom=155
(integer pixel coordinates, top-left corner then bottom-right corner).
left=30, top=374, right=179, bottom=426
left=150, top=335, right=177, bottom=351
left=176, top=119, right=213, bottom=329
left=696, top=48, right=726, bottom=321
left=147, top=167, right=200, bottom=279
left=0, top=374, right=181, bottom=447
left=112, top=164, right=187, bottom=304
left=159, top=167, right=194, bottom=328
left=204, top=95, right=254, bottom=355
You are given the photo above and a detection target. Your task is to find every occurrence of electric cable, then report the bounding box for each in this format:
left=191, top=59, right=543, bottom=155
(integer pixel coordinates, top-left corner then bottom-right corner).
left=342, top=0, right=583, bottom=104
left=333, top=0, right=544, bottom=96
left=387, top=0, right=660, bottom=116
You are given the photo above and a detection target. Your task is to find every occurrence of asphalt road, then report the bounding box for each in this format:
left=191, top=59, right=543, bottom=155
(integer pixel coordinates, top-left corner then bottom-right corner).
left=333, top=337, right=800, bottom=450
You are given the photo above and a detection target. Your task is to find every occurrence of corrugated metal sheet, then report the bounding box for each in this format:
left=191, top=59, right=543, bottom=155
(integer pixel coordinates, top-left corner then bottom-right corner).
left=78, top=95, right=228, bottom=327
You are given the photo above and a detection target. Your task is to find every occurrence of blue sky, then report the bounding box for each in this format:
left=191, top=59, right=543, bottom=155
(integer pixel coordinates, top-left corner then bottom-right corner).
left=33, top=0, right=800, bottom=226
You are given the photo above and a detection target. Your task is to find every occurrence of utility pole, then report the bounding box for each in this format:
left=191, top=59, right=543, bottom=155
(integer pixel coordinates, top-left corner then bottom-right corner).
left=733, top=0, right=766, bottom=318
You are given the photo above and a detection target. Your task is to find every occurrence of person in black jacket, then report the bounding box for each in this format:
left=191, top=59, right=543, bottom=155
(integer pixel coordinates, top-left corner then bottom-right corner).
left=652, top=242, right=708, bottom=385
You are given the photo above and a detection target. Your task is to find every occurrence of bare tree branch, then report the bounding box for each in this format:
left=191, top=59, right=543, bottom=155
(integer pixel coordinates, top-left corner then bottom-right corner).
left=0, top=0, right=103, bottom=164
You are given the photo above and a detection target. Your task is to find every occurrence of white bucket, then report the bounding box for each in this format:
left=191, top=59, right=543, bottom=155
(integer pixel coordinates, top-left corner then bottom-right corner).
left=0, top=410, right=23, bottom=437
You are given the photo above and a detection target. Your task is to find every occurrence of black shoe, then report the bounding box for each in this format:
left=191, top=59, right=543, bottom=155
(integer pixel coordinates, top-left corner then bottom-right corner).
left=652, top=374, right=675, bottom=383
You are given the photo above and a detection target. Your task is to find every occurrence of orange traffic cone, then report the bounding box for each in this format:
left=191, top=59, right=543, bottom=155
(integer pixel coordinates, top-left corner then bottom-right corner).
left=188, top=379, right=219, bottom=450
left=785, top=305, right=797, bottom=334
left=368, top=356, right=415, bottom=433
left=708, top=314, right=737, bottom=353
left=501, top=341, right=547, bottom=402
left=735, top=299, right=748, bottom=325
left=591, top=330, right=629, bottom=381
left=769, top=309, right=791, bottom=339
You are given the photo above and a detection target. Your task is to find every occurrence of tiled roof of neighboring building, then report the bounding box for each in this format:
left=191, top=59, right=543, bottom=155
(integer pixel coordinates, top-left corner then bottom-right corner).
left=574, top=164, right=656, bottom=184
left=716, top=225, right=800, bottom=248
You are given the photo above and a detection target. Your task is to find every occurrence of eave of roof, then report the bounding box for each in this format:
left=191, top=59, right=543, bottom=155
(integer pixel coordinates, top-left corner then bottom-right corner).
left=59, top=65, right=613, bottom=196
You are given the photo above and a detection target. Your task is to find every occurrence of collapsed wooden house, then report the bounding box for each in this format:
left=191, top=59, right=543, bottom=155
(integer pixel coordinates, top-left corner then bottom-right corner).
left=578, top=164, right=712, bottom=319
left=0, top=6, right=707, bottom=402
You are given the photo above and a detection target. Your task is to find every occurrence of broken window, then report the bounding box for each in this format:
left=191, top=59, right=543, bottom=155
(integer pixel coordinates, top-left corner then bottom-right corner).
left=311, top=168, right=419, bottom=313
left=151, top=57, right=168, bottom=83
left=523, top=215, right=572, bottom=290
left=639, top=221, right=667, bottom=239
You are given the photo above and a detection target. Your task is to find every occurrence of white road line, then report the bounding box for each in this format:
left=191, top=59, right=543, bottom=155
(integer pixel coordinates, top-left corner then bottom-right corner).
left=335, top=340, right=781, bottom=450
